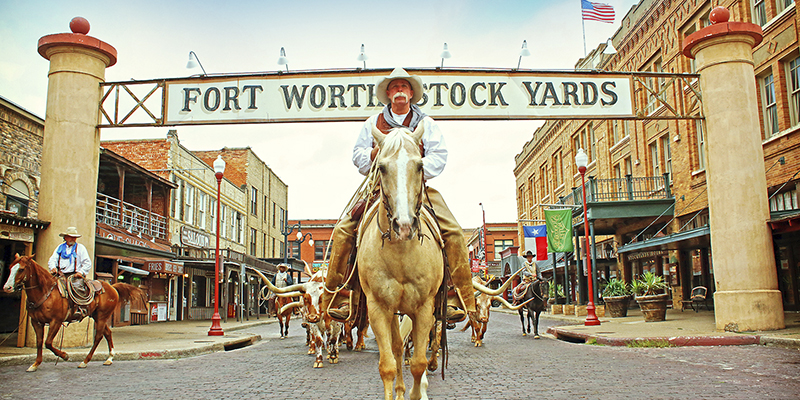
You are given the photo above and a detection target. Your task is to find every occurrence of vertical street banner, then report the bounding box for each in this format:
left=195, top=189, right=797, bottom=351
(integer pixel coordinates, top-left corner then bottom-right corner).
left=523, top=225, right=549, bottom=261
left=544, top=209, right=574, bottom=252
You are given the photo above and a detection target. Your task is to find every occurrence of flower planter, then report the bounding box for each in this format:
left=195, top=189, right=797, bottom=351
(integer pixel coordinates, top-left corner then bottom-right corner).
left=563, top=304, right=575, bottom=314
left=550, top=304, right=563, bottom=314
left=574, top=305, right=587, bottom=316
left=595, top=305, right=605, bottom=317
left=603, top=295, right=631, bottom=318
left=635, top=293, right=669, bottom=322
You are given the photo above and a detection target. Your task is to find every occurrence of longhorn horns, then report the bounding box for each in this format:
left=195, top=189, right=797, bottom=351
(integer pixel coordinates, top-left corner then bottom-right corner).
left=252, top=268, right=307, bottom=294
left=472, top=268, right=523, bottom=295
left=491, top=295, right=535, bottom=311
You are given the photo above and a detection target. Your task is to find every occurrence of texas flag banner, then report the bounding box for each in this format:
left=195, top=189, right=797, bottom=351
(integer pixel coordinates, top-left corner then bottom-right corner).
left=582, top=0, right=615, bottom=23
left=523, top=225, right=548, bottom=261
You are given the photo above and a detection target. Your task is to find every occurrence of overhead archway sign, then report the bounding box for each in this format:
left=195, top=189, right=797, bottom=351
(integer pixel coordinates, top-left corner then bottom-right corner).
left=99, top=68, right=701, bottom=128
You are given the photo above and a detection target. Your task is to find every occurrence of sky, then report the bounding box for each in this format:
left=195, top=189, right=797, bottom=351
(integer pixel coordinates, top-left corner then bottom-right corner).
left=0, top=0, right=639, bottom=229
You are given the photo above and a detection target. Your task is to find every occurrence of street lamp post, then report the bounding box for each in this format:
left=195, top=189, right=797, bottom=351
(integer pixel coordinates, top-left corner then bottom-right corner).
left=209, top=155, right=226, bottom=336
left=281, top=222, right=313, bottom=272
left=575, top=148, right=601, bottom=326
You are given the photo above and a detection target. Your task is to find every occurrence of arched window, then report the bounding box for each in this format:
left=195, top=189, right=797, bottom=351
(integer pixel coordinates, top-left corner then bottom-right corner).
left=6, top=180, right=30, bottom=217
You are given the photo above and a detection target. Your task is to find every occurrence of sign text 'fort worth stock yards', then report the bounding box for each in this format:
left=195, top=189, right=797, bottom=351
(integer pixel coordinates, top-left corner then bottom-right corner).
left=164, top=70, right=634, bottom=124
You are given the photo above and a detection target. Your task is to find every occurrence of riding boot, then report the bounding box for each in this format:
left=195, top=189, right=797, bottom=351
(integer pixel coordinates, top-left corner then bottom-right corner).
left=443, top=237, right=477, bottom=317
left=322, top=218, right=358, bottom=322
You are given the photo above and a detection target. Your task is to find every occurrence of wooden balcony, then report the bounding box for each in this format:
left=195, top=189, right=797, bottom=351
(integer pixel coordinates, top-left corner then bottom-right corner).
left=96, top=193, right=168, bottom=240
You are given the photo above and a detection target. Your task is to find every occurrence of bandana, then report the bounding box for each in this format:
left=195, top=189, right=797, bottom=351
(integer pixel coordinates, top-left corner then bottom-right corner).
left=56, top=242, right=77, bottom=264
left=381, top=104, right=427, bottom=130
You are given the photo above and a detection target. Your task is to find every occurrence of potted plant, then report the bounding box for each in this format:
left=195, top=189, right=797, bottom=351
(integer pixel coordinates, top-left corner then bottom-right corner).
left=631, top=271, right=670, bottom=322
left=601, top=278, right=631, bottom=318
left=548, top=283, right=565, bottom=304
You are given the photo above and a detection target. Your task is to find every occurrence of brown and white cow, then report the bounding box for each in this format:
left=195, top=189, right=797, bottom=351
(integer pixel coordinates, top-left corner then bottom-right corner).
left=256, top=268, right=342, bottom=368
left=461, top=277, right=494, bottom=347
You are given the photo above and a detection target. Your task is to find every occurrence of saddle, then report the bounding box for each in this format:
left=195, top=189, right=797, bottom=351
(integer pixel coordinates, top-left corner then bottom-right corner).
left=513, top=282, right=530, bottom=304
left=57, top=275, right=104, bottom=306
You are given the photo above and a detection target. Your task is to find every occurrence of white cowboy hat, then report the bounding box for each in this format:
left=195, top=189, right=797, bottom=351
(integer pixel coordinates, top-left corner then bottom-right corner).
left=277, top=263, right=289, bottom=270
left=376, top=67, right=424, bottom=106
left=59, top=226, right=81, bottom=238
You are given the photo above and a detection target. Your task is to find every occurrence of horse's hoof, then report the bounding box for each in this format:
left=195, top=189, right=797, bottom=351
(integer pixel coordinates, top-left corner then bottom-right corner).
left=522, top=333, right=527, bottom=336
left=103, top=360, right=113, bottom=366
left=533, top=335, right=540, bottom=339
left=330, top=358, right=338, bottom=364
left=26, top=365, right=38, bottom=372
left=313, top=362, right=323, bottom=368
left=78, top=362, right=87, bottom=369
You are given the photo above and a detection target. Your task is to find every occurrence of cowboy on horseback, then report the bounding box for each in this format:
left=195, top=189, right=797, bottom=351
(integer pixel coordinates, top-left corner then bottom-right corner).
left=513, top=250, right=543, bottom=304
left=321, top=67, right=476, bottom=323
left=47, top=226, right=91, bottom=321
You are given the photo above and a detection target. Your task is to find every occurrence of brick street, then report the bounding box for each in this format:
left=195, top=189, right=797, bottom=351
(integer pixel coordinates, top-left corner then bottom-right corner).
left=1, top=312, right=798, bottom=399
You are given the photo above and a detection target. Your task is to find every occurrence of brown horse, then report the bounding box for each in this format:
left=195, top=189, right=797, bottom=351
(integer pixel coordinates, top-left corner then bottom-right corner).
left=259, top=284, right=295, bottom=339
left=2, top=254, right=144, bottom=372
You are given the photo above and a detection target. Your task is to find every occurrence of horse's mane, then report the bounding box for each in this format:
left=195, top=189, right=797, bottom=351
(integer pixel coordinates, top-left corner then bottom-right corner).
left=23, top=256, right=55, bottom=286
left=380, top=128, right=418, bottom=157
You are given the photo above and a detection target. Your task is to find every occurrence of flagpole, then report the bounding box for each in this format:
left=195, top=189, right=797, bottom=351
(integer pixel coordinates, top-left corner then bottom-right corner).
left=581, top=0, right=588, bottom=57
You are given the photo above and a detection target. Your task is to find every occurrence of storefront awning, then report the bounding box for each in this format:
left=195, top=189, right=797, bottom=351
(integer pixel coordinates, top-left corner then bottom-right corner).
left=617, top=226, right=710, bottom=255
left=118, top=265, right=150, bottom=276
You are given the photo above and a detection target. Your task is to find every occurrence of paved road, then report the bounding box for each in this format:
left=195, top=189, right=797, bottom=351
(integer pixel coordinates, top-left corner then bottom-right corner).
left=1, top=312, right=798, bottom=399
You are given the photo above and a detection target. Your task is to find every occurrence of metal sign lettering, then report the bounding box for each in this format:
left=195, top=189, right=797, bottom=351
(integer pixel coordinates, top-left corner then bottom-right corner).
left=165, top=72, right=634, bottom=124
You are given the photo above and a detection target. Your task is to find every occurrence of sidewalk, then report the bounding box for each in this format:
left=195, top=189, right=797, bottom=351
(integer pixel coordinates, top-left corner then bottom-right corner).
left=533, top=308, right=800, bottom=348
left=0, top=317, right=276, bottom=368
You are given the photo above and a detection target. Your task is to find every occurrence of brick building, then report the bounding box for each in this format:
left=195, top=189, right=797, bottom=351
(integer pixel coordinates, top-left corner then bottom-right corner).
left=514, top=0, right=800, bottom=310
left=102, top=131, right=285, bottom=321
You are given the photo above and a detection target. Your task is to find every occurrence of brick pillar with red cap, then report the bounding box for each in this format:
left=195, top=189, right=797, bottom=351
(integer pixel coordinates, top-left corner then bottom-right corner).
left=34, top=17, right=117, bottom=346
left=683, top=7, right=785, bottom=332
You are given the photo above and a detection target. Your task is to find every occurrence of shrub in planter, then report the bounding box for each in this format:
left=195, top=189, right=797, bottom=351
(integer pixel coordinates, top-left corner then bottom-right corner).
left=632, top=272, right=669, bottom=322
left=601, top=278, right=631, bottom=318
left=548, top=283, right=565, bottom=304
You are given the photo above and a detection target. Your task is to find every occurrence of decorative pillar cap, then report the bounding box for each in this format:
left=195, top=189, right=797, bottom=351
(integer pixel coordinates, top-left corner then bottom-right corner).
left=682, top=6, right=763, bottom=59
left=38, top=17, right=117, bottom=67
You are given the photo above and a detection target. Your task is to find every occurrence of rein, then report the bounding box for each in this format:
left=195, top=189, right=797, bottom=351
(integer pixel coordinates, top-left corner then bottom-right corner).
left=23, top=266, right=59, bottom=311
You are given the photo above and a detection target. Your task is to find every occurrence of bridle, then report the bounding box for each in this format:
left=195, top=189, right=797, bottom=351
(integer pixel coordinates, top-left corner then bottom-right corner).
left=377, top=157, right=426, bottom=244
left=13, top=259, right=58, bottom=311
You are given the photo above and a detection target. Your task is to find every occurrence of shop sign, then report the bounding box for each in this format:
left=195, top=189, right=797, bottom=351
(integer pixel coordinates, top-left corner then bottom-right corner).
left=626, top=250, right=668, bottom=261
left=165, top=71, right=634, bottom=125
left=0, top=224, right=34, bottom=242
left=145, top=260, right=184, bottom=275
left=181, top=226, right=210, bottom=248
left=97, top=225, right=148, bottom=247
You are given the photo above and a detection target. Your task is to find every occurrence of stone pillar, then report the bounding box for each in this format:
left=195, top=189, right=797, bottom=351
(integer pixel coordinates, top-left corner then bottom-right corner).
left=33, top=17, right=117, bottom=346
left=683, top=7, right=784, bottom=331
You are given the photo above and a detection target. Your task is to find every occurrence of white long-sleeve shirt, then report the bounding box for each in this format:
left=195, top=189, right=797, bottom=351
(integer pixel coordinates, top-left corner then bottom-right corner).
left=352, top=113, right=447, bottom=180
left=48, top=242, right=92, bottom=276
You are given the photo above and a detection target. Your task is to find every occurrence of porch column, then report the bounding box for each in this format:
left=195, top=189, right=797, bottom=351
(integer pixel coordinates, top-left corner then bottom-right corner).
left=35, top=17, right=117, bottom=346
left=683, top=7, right=784, bottom=331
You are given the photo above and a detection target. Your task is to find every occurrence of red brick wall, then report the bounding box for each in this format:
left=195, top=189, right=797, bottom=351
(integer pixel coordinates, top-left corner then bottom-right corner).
left=194, top=148, right=249, bottom=188
left=102, top=140, right=171, bottom=180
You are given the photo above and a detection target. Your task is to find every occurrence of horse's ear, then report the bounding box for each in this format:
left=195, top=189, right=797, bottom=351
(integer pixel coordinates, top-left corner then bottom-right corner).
left=371, top=126, right=385, bottom=147
left=410, top=122, right=425, bottom=144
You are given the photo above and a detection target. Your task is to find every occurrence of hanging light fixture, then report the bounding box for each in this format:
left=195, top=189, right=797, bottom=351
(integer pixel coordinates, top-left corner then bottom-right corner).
left=517, top=40, right=531, bottom=69
left=357, top=44, right=368, bottom=69
left=186, top=51, right=207, bottom=76
left=440, top=43, right=451, bottom=68
left=277, top=47, right=289, bottom=72
left=603, top=38, right=617, bottom=54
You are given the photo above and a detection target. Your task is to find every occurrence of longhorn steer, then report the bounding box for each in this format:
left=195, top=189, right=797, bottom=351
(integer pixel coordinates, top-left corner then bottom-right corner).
left=461, top=277, right=494, bottom=347
left=257, top=269, right=341, bottom=368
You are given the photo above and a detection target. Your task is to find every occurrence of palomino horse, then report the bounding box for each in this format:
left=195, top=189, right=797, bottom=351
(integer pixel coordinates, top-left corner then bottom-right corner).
left=2, top=254, right=144, bottom=372
left=356, top=125, right=444, bottom=400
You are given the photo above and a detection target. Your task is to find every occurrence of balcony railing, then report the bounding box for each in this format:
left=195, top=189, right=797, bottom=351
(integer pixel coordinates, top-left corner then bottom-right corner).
left=172, top=246, right=278, bottom=274
left=559, top=173, right=672, bottom=207
left=96, top=193, right=168, bottom=239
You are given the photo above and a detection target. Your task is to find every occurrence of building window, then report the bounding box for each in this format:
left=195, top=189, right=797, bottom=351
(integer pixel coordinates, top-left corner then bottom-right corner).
left=625, top=157, right=632, bottom=176
left=762, top=73, right=779, bottom=137
left=264, top=195, right=268, bottom=222
left=184, top=185, right=194, bottom=224
left=279, top=207, right=286, bottom=231
left=493, top=239, right=514, bottom=261
left=272, top=237, right=276, bottom=257
left=263, top=233, right=268, bottom=257
left=661, top=135, right=672, bottom=178
left=552, top=152, right=561, bottom=187
left=314, top=240, right=331, bottom=261
left=777, top=0, right=796, bottom=14
left=649, top=142, right=660, bottom=177
left=251, top=187, right=258, bottom=215
left=171, top=177, right=182, bottom=219
left=539, top=164, right=548, bottom=200
left=250, top=228, right=257, bottom=255
left=191, top=275, right=207, bottom=307
left=644, top=58, right=664, bottom=115
left=753, top=0, right=767, bottom=26
left=197, top=191, right=207, bottom=230
left=272, top=202, right=276, bottom=227
left=588, top=124, right=596, bottom=162
left=787, top=56, right=800, bottom=126
left=220, top=204, right=227, bottom=238
left=6, top=195, right=28, bottom=217
left=290, top=240, right=300, bottom=259
left=770, top=189, right=798, bottom=211
left=696, top=120, right=706, bottom=170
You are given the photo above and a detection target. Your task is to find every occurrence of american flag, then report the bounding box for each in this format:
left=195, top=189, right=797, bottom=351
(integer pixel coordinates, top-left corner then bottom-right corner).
left=582, top=0, right=615, bottom=23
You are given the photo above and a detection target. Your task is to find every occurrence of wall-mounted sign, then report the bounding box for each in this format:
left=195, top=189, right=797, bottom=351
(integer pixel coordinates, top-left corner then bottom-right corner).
left=145, top=260, right=184, bottom=275
left=181, top=226, right=210, bottom=248
left=164, top=70, right=634, bottom=125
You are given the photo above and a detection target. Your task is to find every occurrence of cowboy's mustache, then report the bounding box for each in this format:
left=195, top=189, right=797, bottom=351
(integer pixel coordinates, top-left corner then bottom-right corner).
left=392, top=92, right=409, bottom=101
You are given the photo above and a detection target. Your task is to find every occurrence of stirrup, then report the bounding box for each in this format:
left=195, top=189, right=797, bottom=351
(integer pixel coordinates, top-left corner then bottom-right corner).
left=326, top=288, right=355, bottom=323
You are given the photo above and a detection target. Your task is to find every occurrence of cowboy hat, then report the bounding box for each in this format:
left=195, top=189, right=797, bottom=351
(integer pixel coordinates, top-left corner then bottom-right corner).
left=524, top=250, right=534, bottom=257
left=59, top=227, right=81, bottom=238
left=376, top=67, right=424, bottom=105
left=277, top=263, right=289, bottom=270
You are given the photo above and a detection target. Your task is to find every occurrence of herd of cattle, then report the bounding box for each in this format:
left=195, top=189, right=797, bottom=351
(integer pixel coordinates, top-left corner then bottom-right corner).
left=254, top=265, right=547, bottom=369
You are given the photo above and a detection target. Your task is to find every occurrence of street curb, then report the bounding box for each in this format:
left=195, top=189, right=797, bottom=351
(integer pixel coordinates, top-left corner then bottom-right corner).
left=547, top=326, right=762, bottom=347
left=760, top=336, right=800, bottom=349
left=0, top=320, right=274, bottom=368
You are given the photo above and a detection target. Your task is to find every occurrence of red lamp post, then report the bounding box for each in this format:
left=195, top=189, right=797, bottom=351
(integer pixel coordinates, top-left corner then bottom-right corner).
left=208, top=155, right=226, bottom=336
left=575, top=148, right=600, bottom=326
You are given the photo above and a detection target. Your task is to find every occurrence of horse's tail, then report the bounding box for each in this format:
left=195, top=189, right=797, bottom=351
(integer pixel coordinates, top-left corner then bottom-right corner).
left=112, top=282, right=147, bottom=308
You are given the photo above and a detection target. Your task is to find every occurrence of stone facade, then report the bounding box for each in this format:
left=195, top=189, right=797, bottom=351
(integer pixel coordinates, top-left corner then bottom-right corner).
left=0, top=96, right=43, bottom=219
